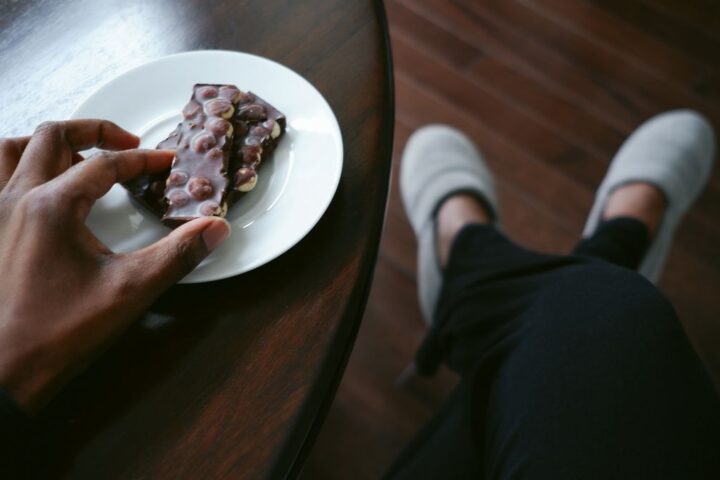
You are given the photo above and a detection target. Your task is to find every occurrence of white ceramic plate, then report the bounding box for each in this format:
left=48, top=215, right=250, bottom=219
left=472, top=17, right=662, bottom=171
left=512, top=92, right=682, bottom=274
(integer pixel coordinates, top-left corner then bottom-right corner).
left=71, top=50, right=343, bottom=283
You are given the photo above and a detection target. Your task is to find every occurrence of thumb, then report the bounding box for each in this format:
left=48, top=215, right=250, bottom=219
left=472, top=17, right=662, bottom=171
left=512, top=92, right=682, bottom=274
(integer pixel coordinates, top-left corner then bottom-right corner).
left=124, top=217, right=231, bottom=291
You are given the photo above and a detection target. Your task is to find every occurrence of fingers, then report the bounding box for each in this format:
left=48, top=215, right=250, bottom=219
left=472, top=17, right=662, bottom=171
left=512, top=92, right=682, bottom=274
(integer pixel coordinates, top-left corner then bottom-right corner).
left=8, top=120, right=140, bottom=191
left=116, top=217, right=231, bottom=297
left=48, top=148, right=174, bottom=219
left=50, top=119, right=140, bottom=152
left=0, top=137, right=32, bottom=151
left=0, top=136, right=31, bottom=190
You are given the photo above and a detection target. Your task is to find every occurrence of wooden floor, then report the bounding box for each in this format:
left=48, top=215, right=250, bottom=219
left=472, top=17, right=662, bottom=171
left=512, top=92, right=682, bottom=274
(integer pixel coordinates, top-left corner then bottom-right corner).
left=301, top=1, right=720, bottom=478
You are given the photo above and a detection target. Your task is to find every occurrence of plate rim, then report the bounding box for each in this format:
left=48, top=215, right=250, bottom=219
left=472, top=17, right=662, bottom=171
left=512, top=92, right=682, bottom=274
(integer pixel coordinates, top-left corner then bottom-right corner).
left=70, top=49, right=344, bottom=283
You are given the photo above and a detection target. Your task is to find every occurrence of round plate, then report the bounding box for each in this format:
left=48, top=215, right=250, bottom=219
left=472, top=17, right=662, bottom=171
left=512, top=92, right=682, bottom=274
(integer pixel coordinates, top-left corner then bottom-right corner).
left=71, top=50, right=343, bottom=283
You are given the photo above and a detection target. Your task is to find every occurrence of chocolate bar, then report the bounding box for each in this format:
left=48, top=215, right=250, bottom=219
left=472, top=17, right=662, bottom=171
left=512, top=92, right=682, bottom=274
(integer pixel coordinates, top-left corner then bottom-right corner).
left=161, top=84, right=240, bottom=226
left=227, top=92, right=286, bottom=206
left=122, top=85, right=285, bottom=226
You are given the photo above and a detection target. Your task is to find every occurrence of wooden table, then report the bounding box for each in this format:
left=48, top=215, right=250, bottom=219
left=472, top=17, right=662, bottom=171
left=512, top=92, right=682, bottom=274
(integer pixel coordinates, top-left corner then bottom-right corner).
left=0, top=1, right=393, bottom=478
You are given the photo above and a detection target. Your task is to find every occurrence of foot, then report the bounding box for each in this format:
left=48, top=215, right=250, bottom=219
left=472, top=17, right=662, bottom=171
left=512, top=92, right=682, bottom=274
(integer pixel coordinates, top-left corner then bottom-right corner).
left=400, top=124, right=500, bottom=324
left=582, top=110, right=714, bottom=283
left=436, top=193, right=491, bottom=268
left=602, top=182, right=667, bottom=238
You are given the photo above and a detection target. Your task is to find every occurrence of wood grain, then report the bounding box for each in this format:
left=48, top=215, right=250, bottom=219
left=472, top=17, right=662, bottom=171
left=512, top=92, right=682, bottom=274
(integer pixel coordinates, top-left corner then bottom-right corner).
left=0, top=0, right=393, bottom=478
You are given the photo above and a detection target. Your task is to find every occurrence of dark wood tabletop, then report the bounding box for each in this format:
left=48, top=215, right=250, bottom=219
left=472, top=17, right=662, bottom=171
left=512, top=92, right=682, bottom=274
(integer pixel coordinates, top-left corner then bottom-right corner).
left=0, top=0, right=393, bottom=478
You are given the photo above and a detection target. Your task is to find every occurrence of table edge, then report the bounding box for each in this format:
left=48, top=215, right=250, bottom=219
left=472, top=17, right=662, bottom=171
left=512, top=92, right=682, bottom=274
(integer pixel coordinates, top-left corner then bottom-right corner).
left=269, top=1, right=396, bottom=478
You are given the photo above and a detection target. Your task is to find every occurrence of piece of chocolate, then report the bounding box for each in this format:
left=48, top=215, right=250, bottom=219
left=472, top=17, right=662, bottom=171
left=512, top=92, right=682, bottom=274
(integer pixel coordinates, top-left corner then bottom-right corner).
left=123, top=169, right=170, bottom=217
left=122, top=84, right=285, bottom=227
left=161, top=84, right=241, bottom=226
left=227, top=91, right=286, bottom=206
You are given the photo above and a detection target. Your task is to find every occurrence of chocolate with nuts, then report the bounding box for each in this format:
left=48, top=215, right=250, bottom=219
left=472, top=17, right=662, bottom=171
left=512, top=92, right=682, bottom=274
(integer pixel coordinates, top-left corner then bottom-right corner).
left=122, top=84, right=285, bottom=227
left=227, top=92, right=286, bottom=206
left=161, top=84, right=240, bottom=226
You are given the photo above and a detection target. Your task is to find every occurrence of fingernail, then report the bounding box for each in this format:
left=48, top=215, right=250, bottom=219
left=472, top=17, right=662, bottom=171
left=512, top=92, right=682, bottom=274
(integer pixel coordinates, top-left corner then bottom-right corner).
left=201, top=218, right=231, bottom=252
left=155, top=148, right=177, bottom=158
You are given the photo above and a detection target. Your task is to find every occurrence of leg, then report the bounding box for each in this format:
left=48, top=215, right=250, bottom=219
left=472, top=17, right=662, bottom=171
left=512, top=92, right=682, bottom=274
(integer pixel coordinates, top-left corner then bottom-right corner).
left=394, top=185, right=719, bottom=477
left=482, top=264, right=720, bottom=479
left=417, top=223, right=588, bottom=376
left=573, top=182, right=664, bottom=270
left=573, top=217, right=649, bottom=270
left=386, top=224, right=580, bottom=478
left=389, top=234, right=720, bottom=479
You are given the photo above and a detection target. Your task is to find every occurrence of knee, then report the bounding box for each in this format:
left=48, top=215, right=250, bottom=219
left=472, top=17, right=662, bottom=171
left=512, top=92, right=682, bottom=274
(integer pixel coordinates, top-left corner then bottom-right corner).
left=536, top=262, right=683, bottom=352
left=559, top=261, right=672, bottom=313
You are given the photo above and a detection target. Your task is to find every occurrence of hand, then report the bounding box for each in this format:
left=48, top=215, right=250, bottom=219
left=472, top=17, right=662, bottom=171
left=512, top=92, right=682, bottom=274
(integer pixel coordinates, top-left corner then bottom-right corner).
left=0, top=120, right=231, bottom=413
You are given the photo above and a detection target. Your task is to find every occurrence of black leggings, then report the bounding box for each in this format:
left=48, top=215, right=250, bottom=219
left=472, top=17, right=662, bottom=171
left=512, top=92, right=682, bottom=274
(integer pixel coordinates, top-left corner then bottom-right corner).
left=385, top=218, right=720, bottom=479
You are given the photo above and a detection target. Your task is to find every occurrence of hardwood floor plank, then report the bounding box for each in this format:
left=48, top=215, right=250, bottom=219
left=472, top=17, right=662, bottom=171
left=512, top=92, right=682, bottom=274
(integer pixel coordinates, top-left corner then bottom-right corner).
left=401, top=0, right=646, bottom=129
left=392, top=29, right=609, bottom=189
left=524, top=0, right=720, bottom=95
left=661, top=250, right=720, bottom=386
left=389, top=0, right=630, bottom=162
left=637, top=0, right=720, bottom=40
left=457, top=0, right=720, bottom=129
left=692, top=187, right=720, bottom=233
left=467, top=56, right=626, bottom=160
left=385, top=0, right=481, bottom=69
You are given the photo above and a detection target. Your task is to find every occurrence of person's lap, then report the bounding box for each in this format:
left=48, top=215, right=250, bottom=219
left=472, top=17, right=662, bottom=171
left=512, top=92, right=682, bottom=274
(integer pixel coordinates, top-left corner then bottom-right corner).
left=387, top=223, right=720, bottom=479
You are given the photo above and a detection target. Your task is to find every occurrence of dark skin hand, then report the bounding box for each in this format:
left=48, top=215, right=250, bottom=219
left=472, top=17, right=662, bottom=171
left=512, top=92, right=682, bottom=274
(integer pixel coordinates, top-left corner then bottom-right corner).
left=0, top=119, right=231, bottom=414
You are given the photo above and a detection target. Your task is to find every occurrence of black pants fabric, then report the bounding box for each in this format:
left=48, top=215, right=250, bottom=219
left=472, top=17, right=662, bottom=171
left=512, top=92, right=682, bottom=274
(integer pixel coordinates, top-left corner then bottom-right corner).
left=385, top=218, right=720, bottom=479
